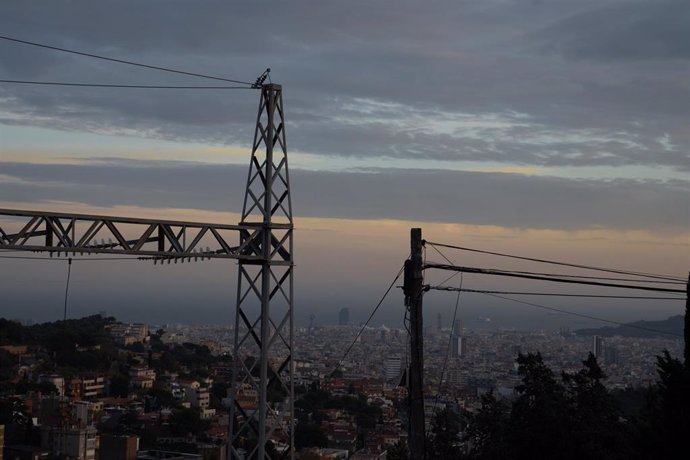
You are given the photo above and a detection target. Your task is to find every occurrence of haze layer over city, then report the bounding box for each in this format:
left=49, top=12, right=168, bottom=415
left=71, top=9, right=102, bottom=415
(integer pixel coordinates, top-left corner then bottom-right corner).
left=1, top=0, right=688, bottom=330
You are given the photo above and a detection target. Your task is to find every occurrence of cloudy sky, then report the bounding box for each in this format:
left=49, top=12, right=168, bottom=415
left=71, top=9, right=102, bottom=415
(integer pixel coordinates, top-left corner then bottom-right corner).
left=0, top=0, right=687, bottom=330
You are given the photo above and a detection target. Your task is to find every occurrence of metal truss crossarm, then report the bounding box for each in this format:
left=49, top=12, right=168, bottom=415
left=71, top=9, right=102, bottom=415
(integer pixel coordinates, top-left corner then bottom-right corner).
left=0, top=209, right=258, bottom=260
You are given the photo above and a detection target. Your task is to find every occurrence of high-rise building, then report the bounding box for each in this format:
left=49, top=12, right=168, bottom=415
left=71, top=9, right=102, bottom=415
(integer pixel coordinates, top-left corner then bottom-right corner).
left=593, top=336, right=604, bottom=359
left=338, top=307, right=349, bottom=326
left=450, top=318, right=466, bottom=357
left=384, top=356, right=402, bottom=382
left=604, top=346, right=619, bottom=365
left=451, top=336, right=468, bottom=358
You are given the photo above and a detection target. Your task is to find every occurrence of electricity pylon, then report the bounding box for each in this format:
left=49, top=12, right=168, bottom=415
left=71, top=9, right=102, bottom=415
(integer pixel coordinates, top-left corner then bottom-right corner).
left=230, top=84, right=293, bottom=459
left=0, top=83, right=294, bottom=459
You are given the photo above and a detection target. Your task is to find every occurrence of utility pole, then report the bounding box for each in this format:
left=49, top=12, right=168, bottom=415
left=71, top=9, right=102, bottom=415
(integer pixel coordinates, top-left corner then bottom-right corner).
left=405, top=228, right=425, bottom=459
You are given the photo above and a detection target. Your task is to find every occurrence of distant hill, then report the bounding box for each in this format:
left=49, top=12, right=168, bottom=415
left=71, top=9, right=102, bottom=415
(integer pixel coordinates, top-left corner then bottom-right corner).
left=575, top=315, right=684, bottom=338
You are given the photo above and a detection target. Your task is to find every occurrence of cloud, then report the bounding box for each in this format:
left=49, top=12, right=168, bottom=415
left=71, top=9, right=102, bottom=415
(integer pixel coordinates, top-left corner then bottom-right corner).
left=0, top=0, right=687, bottom=172
left=0, top=159, right=687, bottom=232
left=535, top=0, right=690, bottom=61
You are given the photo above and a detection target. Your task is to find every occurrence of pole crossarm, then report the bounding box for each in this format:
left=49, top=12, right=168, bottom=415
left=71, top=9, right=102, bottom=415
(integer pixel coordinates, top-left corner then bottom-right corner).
left=0, top=208, right=288, bottom=261
left=424, top=263, right=686, bottom=294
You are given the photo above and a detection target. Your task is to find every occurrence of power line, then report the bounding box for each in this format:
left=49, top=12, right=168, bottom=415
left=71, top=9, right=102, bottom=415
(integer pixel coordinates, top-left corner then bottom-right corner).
left=0, top=79, right=251, bottom=89
left=427, top=274, right=463, bottom=442
left=424, top=262, right=686, bottom=294
left=0, top=35, right=254, bottom=86
left=476, top=292, right=684, bottom=338
left=329, top=263, right=405, bottom=378
left=428, top=243, right=683, bottom=287
left=427, top=286, right=687, bottom=301
left=425, top=241, right=685, bottom=282
left=481, top=269, right=685, bottom=285
left=428, top=241, right=454, bottom=266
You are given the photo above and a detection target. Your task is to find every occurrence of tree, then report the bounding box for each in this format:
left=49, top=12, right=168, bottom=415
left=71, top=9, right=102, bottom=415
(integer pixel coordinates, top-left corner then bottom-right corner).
left=14, top=381, right=58, bottom=395
left=467, top=391, right=510, bottom=460
left=630, top=350, right=690, bottom=459
left=169, top=408, right=210, bottom=437
left=467, top=352, right=632, bottom=460
left=428, top=408, right=463, bottom=459
left=507, top=352, right=569, bottom=458
left=295, top=421, right=328, bottom=450
left=109, top=373, right=130, bottom=397
left=386, top=440, right=409, bottom=460
left=561, top=353, right=629, bottom=459
left=146, top=387, right=176, bottom=409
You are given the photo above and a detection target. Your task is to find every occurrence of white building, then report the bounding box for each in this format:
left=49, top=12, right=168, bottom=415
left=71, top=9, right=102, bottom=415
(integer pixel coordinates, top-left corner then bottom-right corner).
left=384, top=356, right=402, bottom=383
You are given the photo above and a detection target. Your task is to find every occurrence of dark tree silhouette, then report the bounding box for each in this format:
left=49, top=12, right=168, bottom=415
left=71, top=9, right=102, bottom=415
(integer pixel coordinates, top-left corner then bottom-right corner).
left=467, top=352, right=631, bottom=460
left=386, top=440, right=409, bottom=460
left=561, top=353, right=630, bottom=459
left=294, top=421, right=328, bottom=450
left=467, top=391, right=510, bottom=460
left=631, top=351, right=690, bottom=459
left=428, top=407, right=463, bottom=458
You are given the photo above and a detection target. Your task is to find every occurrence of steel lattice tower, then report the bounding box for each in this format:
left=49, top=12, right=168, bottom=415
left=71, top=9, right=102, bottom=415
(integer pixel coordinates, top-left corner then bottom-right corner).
left=229, top=83, right=294, bottom=460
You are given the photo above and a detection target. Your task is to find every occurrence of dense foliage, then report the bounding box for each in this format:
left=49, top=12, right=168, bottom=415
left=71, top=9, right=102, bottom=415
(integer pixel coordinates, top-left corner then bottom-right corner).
left=465, top=351, right=690, bottom=460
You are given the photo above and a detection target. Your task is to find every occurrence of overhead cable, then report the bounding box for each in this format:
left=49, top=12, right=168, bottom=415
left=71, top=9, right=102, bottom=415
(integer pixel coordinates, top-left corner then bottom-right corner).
left=427, top=286, right=686, bottom=301
left=0, top=79, right=251, bottom=89
left=477, top=292, right=684, bottom=338
left=329, top=263, right=405, bottom=379
left=0, top=35, right=254, bottom=86
left=427, top=274, right=463, bottom=440
left=425, top=241, right=685, bottom=282
left=424, top=262, right=686, bottom=294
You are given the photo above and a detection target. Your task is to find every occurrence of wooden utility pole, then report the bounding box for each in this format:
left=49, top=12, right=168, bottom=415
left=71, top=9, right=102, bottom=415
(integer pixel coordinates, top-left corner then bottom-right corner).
left=405, top=228, right=425, bottom=459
